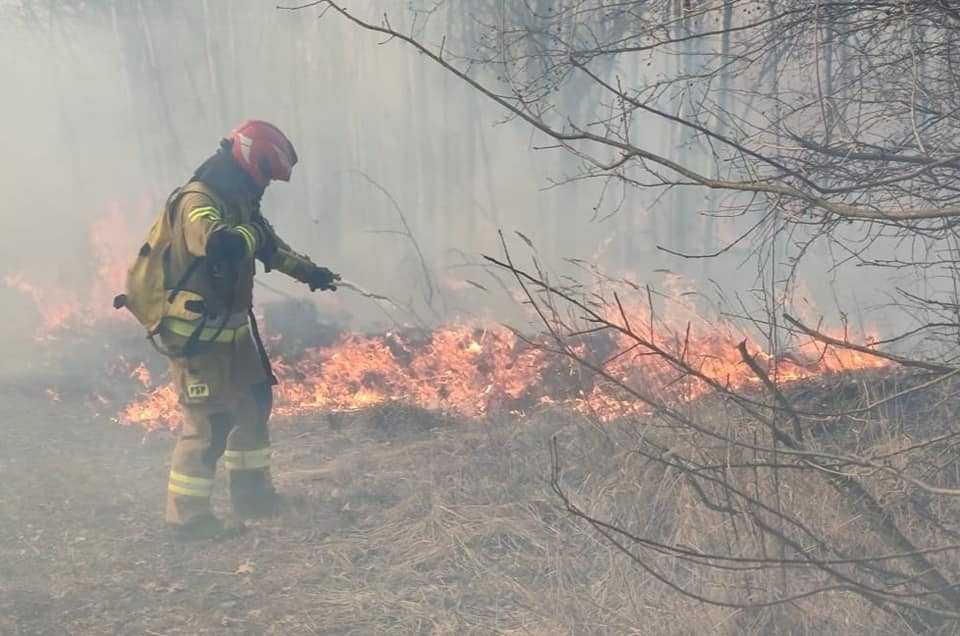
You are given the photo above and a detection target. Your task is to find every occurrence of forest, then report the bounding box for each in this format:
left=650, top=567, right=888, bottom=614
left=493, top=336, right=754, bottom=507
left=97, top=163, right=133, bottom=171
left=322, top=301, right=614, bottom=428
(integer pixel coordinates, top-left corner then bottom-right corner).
left=3, top=1, right=960, bottom=634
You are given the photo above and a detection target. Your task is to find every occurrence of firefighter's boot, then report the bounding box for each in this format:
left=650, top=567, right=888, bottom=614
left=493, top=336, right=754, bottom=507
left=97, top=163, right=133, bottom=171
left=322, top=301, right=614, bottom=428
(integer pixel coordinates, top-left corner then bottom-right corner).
left=225, top=383, right=279, bottom=519
left=228, top=467, right=281, bottom=519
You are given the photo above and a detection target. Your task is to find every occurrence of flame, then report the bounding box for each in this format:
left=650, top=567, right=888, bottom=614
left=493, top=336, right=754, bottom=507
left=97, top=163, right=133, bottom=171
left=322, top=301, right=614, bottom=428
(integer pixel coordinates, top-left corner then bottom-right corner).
left=3, top=273, right=85, bottom=335
left=129, top=361, right=152, bottom=387
left=115, top=313, right=887, bottom=429
left=9, top=202, right=890, bottom=430
left=119, top=383, right=183, bottom=430
left=268, top=326, right=547, bottom=418
left=3, top=204, right=137, bottom=339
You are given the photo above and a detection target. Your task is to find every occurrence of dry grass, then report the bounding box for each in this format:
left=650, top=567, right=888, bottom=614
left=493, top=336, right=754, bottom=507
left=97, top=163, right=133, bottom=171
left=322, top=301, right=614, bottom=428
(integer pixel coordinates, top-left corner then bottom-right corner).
left=1, top=371, right=957, bottom=634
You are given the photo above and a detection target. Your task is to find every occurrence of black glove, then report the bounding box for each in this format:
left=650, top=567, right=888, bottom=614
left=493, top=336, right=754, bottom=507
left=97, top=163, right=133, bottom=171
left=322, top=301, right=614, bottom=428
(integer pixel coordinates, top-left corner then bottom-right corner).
left=206, top=229, right=247, bottom=265
left=305, top=265, right=340, bottom=292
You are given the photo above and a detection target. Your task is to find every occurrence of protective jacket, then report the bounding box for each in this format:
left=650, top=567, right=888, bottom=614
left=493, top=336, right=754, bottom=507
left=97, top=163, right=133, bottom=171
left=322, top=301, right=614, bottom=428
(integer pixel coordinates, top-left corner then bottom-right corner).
left=123, top=180, right=318, bottom=333
left=123, top=177, right=322, bottom=529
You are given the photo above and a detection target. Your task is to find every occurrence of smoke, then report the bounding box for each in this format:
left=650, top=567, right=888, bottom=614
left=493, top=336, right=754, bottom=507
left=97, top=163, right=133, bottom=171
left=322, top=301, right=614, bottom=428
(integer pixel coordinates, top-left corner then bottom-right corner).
left=0, top=1, right=902, bottom=354
left=0, top=3, right=576, bottom=331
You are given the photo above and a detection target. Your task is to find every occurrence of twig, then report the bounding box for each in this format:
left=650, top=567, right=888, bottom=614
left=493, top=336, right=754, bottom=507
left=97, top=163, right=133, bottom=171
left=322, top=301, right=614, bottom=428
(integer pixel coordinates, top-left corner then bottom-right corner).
left=336, top=279, right=399, bottom=307
left=341, top=168, right=438, bottom=313
left=737, top=341, right=804, bottom=442
left=783, top=313, right=955, bottom=374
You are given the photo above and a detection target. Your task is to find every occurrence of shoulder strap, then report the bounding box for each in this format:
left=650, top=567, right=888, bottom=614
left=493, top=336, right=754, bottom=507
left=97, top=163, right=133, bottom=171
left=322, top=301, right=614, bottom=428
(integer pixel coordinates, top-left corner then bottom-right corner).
left=163, top=183, right=216, bottom=305
left=163, top=180, right=226, bottom=292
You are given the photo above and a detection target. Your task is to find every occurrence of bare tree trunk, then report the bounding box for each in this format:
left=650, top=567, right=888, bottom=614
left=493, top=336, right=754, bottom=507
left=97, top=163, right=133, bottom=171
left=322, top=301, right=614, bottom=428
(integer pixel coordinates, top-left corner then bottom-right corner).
left=700, top=0, right=733, bottom=277
left=111, top=2, right=150, bottom=191
left=201, top=0, right=226, bottom=133
left=136, top=0, right=185, bottom=183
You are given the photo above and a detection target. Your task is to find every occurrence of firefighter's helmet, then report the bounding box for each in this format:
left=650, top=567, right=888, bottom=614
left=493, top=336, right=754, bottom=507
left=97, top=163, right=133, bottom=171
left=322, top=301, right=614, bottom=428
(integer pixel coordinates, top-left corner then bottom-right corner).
left=229, top=120, right=298, bottom=187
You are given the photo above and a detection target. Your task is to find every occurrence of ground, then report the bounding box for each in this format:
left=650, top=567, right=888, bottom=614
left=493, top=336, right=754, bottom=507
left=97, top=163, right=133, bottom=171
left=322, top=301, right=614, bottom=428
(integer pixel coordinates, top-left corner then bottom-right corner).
left=0, top=382, right=655, bottom=636
left=3, top=369, right=944, bottom=635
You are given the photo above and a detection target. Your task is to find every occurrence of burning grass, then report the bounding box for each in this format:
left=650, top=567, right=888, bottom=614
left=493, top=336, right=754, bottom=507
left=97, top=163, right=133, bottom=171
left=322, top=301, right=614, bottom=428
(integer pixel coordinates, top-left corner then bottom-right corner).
left=1, top=201, right=890, bottom=431
left=4, top=293, right=890, bottom=433
left=112, top=312, right=888, bottom=431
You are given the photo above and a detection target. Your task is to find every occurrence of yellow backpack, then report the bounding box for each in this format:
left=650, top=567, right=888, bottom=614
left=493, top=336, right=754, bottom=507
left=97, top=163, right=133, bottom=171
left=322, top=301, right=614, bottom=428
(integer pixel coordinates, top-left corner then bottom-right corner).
left=114, top=186, right=204, bottom=334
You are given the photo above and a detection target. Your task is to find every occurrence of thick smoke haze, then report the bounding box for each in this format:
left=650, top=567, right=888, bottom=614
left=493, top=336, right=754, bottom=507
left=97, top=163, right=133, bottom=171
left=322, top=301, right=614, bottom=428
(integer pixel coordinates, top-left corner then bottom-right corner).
left=0, top=1, right=900, bottom=355
left=0, top=3, right=592, bottom=327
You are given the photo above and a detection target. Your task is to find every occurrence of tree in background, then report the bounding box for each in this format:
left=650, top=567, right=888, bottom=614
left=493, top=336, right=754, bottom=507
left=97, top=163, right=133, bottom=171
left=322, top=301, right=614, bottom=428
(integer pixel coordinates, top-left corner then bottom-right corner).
left=307, top=1, right=960, bottom=629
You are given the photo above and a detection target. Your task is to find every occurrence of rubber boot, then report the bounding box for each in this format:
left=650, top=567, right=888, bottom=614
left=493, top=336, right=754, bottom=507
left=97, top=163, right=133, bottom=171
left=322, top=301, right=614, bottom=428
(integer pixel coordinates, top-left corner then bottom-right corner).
left=229, top=469, right=281, bottom=519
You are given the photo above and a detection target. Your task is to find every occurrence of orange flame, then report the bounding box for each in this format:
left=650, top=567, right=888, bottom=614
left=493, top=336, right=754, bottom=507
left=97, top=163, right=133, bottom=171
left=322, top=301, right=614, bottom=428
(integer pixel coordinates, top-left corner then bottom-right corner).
left=115, top=315, right=887, bottom=429
left=3, top=204, right=137, bottom=339
left=10, top=202, right=890, bottom=430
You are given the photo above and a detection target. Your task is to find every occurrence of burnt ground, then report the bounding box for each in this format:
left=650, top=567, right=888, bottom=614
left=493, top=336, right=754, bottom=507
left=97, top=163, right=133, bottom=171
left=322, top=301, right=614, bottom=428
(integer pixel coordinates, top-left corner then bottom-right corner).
left=0, top=382, right=661, bottom=636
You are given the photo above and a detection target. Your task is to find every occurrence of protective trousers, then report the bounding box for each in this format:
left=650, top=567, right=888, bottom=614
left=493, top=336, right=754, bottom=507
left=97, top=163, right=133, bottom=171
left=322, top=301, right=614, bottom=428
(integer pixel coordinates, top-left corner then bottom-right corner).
left=161, top=320, right=277, bottom=526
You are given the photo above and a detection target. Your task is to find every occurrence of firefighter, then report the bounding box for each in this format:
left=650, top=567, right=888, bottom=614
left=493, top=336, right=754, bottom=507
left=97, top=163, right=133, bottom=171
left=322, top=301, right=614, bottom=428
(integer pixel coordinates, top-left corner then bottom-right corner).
left=122, top=120, right=338, bottom=539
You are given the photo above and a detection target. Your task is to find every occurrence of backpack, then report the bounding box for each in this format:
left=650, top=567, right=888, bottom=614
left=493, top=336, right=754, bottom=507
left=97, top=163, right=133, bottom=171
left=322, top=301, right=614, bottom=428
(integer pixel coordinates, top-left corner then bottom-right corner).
left=114, top=186, right=204, bottom=333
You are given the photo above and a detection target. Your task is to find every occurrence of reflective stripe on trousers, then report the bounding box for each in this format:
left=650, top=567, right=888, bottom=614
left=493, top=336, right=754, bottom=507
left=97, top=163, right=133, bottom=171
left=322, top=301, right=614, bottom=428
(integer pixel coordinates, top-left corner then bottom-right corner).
left=167, top=470, right=214, bottom=498
left=223, top=447, right=271, bottom=470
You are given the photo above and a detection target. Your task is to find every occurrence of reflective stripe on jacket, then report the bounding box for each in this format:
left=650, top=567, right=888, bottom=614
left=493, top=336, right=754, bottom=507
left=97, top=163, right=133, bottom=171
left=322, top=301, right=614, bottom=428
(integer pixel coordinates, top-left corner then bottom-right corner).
left=166, top=181, right=257, bottom=316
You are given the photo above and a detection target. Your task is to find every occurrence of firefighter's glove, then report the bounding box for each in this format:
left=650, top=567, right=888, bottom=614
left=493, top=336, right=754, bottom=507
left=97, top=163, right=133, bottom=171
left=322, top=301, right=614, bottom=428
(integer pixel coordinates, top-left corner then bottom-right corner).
left=206, top=229, right=248, bottom=265
left=305, top=266, right=340, bottom=292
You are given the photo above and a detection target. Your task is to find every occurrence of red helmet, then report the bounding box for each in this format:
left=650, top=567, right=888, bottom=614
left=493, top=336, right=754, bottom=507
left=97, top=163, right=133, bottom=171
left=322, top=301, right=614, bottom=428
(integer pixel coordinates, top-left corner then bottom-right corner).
left=229, top=120, right=298, bottom=187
